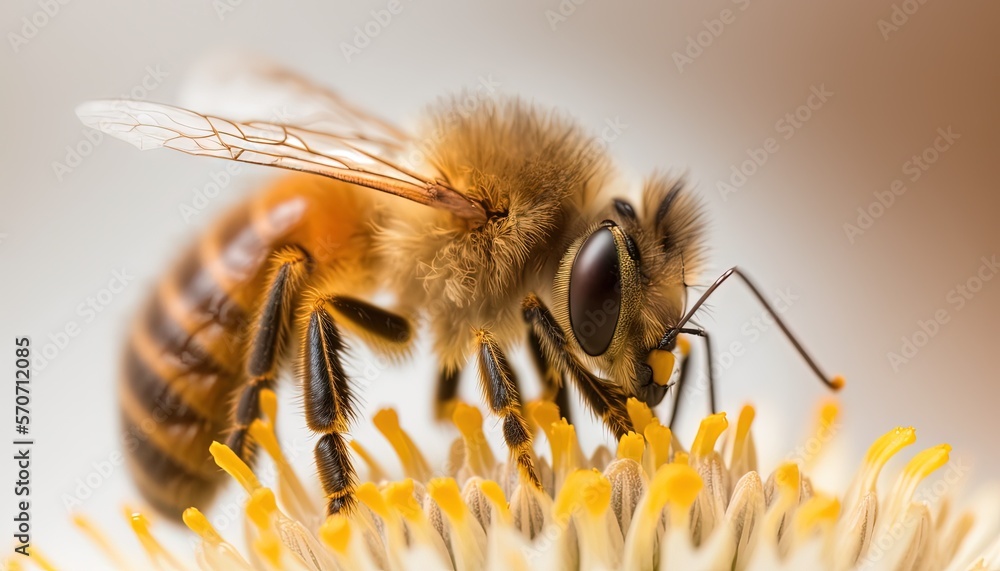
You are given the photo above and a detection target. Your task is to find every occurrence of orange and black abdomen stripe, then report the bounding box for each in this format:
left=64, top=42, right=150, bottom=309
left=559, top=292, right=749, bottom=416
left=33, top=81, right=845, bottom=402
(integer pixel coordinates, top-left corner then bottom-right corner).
left=119, top=174, right=373, bottom=516
left=120, top=199, right=271, bottom=515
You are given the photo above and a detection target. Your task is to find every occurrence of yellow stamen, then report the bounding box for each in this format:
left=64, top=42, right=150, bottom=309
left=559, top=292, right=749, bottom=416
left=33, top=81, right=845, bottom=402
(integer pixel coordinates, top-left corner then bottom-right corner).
left=259, top=388, right=279, bottom=425
left=550, top=418, right=580, bottom=478
left=246, top=487, right=278, bottom=531
left=553, top=469, right=618, bottom=569
left=430, top=476, right=486, bottom=570
left=691, top=412, right=728, bottom=458
left=183, top=508, right=252, bottom=569
left=357, top=480, right=408, bottom=557
left=528, top=400, right=561, bottom=441
left=428, top=477, right=468, bottom=524
left=246, top=488, right=282, bottom=567
left=795, top=494, right=841, bottom=536
left=319, top=515, right=352, bottom=554
left=617, top=431, right=645, bottom=463
left=734, top=405, right=755, bottom=453
left=818, top=399, right=839, bottom=431
left=374, top=408, right=432, bottom=482
left=210, top=441, right=262, bottom=493
left=126, top=510, right=185, bottom=570
left=730, top=405, right=756, bottom=474
left=356, top=481, right=392, bottom=520
left=248, top=420, right=283, bottom=468
left=72, top=514, right=130, bottom=569
left=183, top=507, right=222, bottom=544
left=626, top=398, right=654, bottom=434
left=478, top=480, right=512, bottom=525
left=248, top=420, right=314, bottom=516
left=26, top=547, right=57, bottom=571
left=644, top=420, right=672, bottom=470
left=759, top=462, right=801, bottom=554
left=453, top=401, right=484, bottom=439
left=902, top=443, right=951, bottom=484
left=645, top=463, right=703, bottom=529
left=253, top=534, right=282, bottom=568
left=885, top=444, right=952, bottom=521
left=453, top=402, right=497, bottom=476
left=864, top=427, right=916, bottom=469
left=350, top=440, right=390, bottom=483
left=554, top=469, right=611, bottom=519
left=645, top=349, right=676, bottom=386
left=775, top=462, right=801, bottom=497
left=803, top=399, right=840, bottom=470
left=384, top=479, right=423, bottom=521
left=384, top=478, right=447, bottom=560
left=847, top=426, right=916, bottom=511
left=674, top=451, right=690, bottom=465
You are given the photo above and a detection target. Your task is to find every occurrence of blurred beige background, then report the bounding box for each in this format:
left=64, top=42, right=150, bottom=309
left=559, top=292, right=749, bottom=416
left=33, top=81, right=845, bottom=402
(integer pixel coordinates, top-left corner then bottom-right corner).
left=1, top=0, right=998, bottom=565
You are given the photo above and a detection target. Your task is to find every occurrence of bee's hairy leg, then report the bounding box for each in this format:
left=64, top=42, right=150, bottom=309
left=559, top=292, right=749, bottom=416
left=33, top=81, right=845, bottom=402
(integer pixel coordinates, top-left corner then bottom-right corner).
left=301, top=294, right=413, bottom=514
left=521, top=293, right=632, bottom=439
left=226, top=246, right=312, bottom=462
left=475, top=329, right=542, bottom=489
left=526, top=326, right=573, bottom=424
left=434, top=366, right=462, bottom=421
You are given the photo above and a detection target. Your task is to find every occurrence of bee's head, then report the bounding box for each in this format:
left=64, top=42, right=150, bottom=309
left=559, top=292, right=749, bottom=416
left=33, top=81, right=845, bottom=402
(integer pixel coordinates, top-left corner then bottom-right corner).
left=552, top=176, right=706, bottom=409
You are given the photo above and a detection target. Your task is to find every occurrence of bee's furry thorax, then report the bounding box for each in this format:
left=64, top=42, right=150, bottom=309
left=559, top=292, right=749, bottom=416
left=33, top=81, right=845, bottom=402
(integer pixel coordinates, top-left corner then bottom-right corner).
left=375, top=96, right=617, bottom=369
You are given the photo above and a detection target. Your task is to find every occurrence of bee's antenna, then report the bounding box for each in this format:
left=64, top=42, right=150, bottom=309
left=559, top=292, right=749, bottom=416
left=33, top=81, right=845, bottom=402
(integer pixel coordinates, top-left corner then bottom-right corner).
left=658, top=266, right=844, bottom=392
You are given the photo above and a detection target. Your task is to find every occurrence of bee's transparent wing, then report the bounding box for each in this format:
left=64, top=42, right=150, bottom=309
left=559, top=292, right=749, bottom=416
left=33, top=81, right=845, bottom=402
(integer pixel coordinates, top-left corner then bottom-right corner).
left=75, top=100, right=486, bottom=222
left=177, top=54, right=408, bottom=152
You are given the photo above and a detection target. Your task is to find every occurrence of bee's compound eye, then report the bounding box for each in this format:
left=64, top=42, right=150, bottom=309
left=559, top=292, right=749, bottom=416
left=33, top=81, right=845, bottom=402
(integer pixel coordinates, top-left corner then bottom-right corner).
left=568, top=227, right=621, bottom=356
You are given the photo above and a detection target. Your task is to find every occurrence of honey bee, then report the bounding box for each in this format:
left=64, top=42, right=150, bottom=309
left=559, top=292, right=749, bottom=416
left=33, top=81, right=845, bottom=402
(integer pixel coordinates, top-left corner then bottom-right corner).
left=77, top=58, right=842, bottom=517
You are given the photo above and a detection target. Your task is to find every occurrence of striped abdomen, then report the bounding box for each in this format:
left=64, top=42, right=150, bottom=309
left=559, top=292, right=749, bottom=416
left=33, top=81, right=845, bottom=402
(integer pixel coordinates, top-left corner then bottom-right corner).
left=119, top=174, right=373, bottom=516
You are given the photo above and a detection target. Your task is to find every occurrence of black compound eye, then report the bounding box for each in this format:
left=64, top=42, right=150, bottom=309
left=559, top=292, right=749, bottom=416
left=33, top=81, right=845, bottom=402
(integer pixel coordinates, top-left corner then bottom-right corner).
left=568, top=227, right=621, bottom=356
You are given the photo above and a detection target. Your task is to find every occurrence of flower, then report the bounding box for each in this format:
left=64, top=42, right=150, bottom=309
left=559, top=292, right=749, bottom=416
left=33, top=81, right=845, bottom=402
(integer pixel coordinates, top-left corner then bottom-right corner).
left=55, top=392, right=1000, bottom=570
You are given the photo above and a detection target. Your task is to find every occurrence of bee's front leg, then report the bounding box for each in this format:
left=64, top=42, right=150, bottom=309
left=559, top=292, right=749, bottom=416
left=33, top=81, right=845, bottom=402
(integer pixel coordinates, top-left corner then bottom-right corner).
left=474, top=329, right=542, bottom=490
left=521, top=293, right=633, bottom=439
left=526, top=326, right=573, bottom=425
